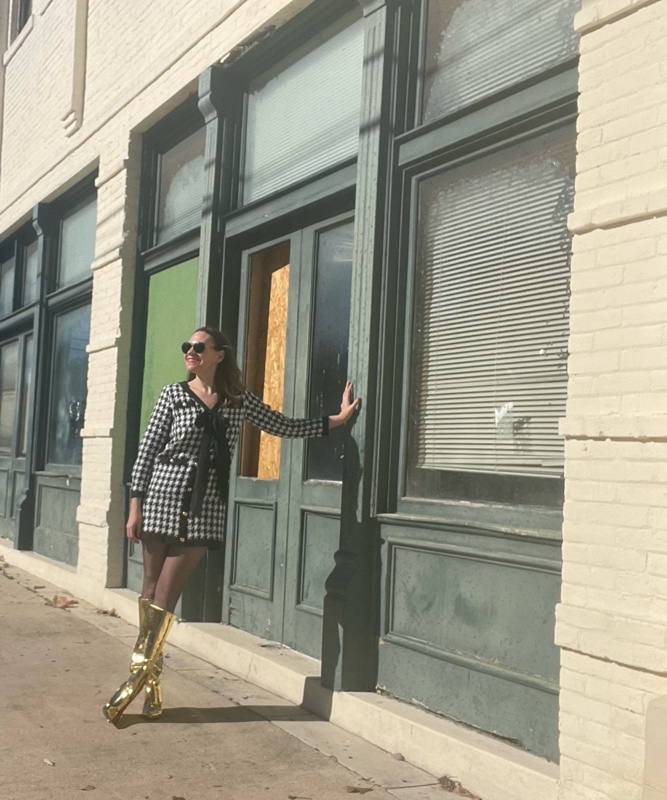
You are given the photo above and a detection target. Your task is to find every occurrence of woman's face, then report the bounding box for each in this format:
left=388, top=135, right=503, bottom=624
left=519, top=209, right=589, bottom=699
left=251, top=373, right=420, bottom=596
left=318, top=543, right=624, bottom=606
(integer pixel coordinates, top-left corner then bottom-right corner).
left=183, top=331, right=224, bottom=376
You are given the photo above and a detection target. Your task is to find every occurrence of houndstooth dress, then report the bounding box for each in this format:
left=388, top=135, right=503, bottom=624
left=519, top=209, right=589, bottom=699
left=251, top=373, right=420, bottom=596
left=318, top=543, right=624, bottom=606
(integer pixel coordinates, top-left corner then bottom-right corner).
left=130, top=382, right=328, bottom=548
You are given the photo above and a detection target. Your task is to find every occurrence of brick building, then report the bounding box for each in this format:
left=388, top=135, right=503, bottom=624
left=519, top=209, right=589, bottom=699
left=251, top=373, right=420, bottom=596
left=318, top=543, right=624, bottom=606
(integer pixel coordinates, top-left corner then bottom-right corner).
left=0, top=1, right=666, bottom=798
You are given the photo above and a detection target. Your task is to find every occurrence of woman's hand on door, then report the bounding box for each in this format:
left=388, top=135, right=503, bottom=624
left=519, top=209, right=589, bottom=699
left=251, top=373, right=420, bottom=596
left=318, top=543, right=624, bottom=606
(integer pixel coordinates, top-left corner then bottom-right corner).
left=329, top=381, right=361, bottom=429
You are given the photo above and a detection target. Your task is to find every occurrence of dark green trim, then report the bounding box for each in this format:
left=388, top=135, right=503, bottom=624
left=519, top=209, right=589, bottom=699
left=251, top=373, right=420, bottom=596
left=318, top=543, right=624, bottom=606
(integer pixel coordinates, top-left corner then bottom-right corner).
left=321, top=0, right=400, bottom=694
left=397, top=67, right=579, bottom=167
left=143, top=231, right=199, bottom=274
left=224, top=163, right=357, bottom=241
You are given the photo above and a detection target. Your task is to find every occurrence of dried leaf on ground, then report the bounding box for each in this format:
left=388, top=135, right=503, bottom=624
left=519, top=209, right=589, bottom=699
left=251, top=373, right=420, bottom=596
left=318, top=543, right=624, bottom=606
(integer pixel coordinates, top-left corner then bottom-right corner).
left=344, top=788, right=373, bottom=795
left=438, top=776, right=482, bottom=799
left=391, top=752, right=405, bottom=761
left=43, top=758, right=55, bottom=766
left=80, top=786, right=96, bottom=791
left=34, top=585, right=46, bottom=590
left=47, top=595, right=77, bottom=609
left=172, top=796, right=187, bottom=800
left=1, top=568, right=14, bottom=579
left=96, top=608, right=120, bottom=617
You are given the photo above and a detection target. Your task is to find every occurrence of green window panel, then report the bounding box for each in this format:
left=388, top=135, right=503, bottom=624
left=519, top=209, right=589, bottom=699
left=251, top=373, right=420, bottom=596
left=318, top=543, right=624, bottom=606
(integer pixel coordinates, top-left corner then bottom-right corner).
left=140, top=258, right=199, bottom=435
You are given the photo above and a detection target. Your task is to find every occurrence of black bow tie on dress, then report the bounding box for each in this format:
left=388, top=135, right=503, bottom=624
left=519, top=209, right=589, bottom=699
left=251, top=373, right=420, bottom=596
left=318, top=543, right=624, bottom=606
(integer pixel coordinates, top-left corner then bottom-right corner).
left=190, top=408, right=231, bottom=517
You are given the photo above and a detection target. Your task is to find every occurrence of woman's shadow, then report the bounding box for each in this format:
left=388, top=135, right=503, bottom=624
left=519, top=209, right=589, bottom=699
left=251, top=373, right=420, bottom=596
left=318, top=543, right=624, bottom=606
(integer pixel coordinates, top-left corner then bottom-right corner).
left=116, top=704, right=316, bottom=727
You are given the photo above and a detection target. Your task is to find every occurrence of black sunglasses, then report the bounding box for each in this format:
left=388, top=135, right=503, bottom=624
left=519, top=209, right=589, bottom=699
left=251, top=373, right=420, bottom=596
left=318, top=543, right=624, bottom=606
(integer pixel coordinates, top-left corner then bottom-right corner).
left=181, top=341, right=208, bottom=354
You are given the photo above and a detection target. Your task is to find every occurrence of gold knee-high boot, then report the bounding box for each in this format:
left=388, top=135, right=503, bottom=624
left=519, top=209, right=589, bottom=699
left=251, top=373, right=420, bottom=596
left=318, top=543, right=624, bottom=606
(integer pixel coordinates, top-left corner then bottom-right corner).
left=138, top=597, right=164, bottom=719
left=103, top=602, right=175, bottom=726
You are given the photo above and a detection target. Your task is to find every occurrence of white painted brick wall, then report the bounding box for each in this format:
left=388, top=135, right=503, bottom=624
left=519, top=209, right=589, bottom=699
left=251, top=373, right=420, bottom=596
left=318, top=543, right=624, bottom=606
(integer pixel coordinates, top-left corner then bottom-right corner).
left=560, top=1, right=667, bottom=799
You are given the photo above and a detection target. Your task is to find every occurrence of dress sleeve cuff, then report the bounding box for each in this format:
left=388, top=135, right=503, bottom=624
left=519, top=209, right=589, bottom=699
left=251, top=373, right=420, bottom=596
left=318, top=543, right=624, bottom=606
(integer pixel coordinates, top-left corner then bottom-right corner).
left=130, top=490, right=146, bottom=499
left=322, top=416, right=330, bottom=436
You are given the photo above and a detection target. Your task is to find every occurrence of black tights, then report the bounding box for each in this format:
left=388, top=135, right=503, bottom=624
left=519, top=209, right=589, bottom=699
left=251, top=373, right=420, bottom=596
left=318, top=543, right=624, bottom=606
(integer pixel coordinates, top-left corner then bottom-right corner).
left=140, top=539, right=207, bottom=613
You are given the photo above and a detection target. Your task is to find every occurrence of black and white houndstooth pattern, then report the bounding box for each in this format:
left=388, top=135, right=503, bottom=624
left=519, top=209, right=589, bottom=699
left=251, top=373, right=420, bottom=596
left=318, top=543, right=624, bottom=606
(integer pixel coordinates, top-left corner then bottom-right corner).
left=131, top=382, right=328, bottom=546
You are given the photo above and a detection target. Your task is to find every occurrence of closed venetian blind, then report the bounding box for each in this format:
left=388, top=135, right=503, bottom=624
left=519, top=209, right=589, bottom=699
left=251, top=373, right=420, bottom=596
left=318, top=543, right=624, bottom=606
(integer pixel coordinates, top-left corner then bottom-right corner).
left=423, top=0, right=581, bottom=124
left=410, top=125, right=575, bottom=477
left=242, top=11, right=365, bottom=204
left=156, top=128, right=206, bottom=244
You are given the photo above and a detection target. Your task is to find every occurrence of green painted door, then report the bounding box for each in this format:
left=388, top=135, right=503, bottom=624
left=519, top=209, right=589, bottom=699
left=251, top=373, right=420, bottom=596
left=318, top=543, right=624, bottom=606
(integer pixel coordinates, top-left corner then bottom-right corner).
left=126, top=258, right=199, bottom=592
left=224, top=215, right=354, bottom=656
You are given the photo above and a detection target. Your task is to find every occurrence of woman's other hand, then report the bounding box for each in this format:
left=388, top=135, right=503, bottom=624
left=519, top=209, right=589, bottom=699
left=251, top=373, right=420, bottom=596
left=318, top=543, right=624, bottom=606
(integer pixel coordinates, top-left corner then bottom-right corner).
left=329, top=380, right=361, bottom=428
left=126, top=498, right=143, bottom=543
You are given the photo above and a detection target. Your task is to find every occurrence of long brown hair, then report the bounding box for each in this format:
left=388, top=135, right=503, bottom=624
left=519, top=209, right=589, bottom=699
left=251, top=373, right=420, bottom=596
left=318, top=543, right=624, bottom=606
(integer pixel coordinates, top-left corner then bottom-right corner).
left=187, top=327, right=245, bottom=406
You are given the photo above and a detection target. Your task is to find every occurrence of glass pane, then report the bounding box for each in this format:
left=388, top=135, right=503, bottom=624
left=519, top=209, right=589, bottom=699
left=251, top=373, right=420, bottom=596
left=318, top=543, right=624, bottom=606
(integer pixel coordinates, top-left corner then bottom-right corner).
left=58, top=197, right=97, bottom=289
left=242, top=11, right=364, bottom=203
left=23, top=240, right=40, bottom=305
left=306, top=222, right=354, bottom=481
left=240, top=243, right=290, bottom=479
left=141, top=258, right=199, bottom=435
left=19, top=335, right=34, bottom=456
left=0, top=257, right=16, bottom=318
left=0, top=341, right=19, bottom=452
left=422, top=0, right=581, bottom=124
left=47, top=305, right=91, bottom=465
left=156, top=128, right=206, bottom=244
left=406, top=125, right=575, bottom=507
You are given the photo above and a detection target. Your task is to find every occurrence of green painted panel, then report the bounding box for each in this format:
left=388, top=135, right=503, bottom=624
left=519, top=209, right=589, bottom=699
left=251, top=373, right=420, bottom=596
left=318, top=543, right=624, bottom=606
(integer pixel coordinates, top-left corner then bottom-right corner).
left=140, top=258, right=199, bottom=435
left=0, top=468, right=8, bottom=519
left=298, top=511, right=339, bottom=613
left=231, top=503, right=276, bottom=600
left=378, top=638, right=559, bottom=761
left=388, top=543, right=560, bottom=682
left=33, top=483, right=80, bottom=566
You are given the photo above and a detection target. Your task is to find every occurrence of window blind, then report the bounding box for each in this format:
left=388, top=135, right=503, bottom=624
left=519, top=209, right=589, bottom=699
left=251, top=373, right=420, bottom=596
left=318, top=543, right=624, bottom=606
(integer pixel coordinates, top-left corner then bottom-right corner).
left=242, top=12, right=365, bottom=204
left=423, top=0, right=581, bottom=124
left=156, top=127, right=206, bottom=244
left=409, top=125, right=575, bottom=478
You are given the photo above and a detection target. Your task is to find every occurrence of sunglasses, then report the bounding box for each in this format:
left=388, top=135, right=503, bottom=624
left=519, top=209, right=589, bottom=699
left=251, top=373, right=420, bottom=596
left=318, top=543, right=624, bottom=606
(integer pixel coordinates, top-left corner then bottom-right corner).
left=181, top=341, right=210, bottom=354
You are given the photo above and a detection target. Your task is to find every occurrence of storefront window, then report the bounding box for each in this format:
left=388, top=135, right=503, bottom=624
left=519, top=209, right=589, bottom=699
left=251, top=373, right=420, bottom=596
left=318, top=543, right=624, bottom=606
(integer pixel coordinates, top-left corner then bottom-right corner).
left=47, top=305, right=91, bottom=465
left=422, top=0, right=581, bottom=125
left=23, top=241, right=40, bottom=305
left=19, top=335, right=34, bottom=456
left=306, top=221, right=354, bottom=482
left=242, top=10, right=364, bottom=203
left=406, top=125, right=575, bottom=506
left=0, top=341, right=19, bottom=452
left=0, top=256, right=16, bottom=319
left=156, top=128, right=206, bottom=244
left=58, top=197, right=97, bottom=289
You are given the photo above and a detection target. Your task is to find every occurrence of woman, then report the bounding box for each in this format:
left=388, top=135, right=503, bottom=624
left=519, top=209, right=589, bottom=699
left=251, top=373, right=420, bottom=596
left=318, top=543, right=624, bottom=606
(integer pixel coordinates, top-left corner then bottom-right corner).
left=103, top=327, right=360, bottom=725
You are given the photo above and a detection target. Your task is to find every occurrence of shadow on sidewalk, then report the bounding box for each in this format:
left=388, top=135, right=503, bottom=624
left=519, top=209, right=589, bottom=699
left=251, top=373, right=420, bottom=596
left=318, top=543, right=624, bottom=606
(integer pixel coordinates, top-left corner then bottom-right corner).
left=116, top=705, right=316, bottom=727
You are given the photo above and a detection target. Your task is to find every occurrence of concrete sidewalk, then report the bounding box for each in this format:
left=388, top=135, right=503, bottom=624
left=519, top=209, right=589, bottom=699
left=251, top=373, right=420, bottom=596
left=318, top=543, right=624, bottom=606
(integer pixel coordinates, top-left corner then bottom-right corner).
left=0, top=559, right=462, bottom=800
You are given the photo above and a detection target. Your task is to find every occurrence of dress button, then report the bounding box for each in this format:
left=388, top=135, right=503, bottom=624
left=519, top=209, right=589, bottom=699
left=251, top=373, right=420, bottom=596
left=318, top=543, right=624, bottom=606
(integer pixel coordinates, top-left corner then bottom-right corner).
left=193, top=461, right=198, bottom=468
left=186, top=487, right=192, bottom=493
left=179, top=537, right=185, bottom=543
left=182, top=511, right=188, bottom=518
left=170, top=458, right=175, bottom=464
